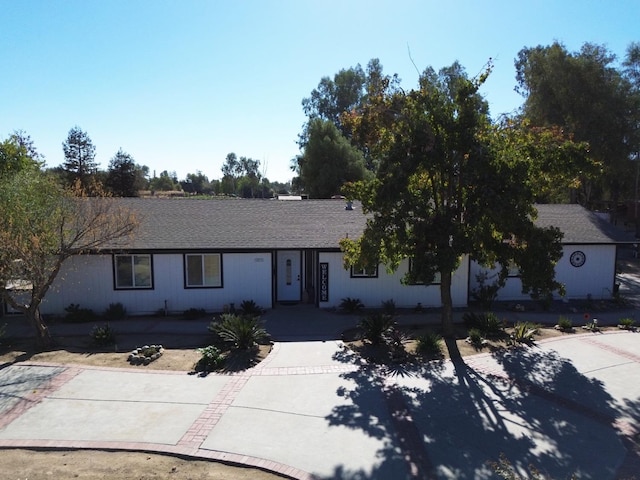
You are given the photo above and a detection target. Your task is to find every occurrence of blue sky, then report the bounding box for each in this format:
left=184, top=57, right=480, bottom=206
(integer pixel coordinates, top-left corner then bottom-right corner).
left=1, top=0, right=638, bottom=184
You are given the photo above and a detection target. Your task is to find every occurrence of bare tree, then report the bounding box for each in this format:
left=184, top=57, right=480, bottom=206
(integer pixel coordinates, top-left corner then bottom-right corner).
left=0, top=172, right=138, bottom=345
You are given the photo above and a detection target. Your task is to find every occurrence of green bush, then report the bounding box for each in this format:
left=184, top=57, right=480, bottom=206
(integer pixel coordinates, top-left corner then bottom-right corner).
left=209, top=314, right=267, bottom=350
left=358, top=313, right=395, bottom=346
left=239, top=299, right=263, bottom=316
left=557, top=316, right=573, bottom=331
left=65, top=304, right=97, bottom=323
left=618, top=317, right=635, bottom=329
left=196, top=345, right=225, bottom=371
left=415, top=331, right=442, bottom=356
left=90, top=323, right=116, bottom=346
left=583, top=320, right=600, bottom=332
left=104, top=302, right=127, bottom=321
left=184, top=307, right=206, bottom=320
left=510, top=322, right=539, bottom=344
left=463, top=312, right=504, bottom=337
left=468, top=328, right=484, bottom=349
left=470, top=272, right=501, bottom=310
left=340, top=297, right=364, bottom=313
left=381, top=299, right=396, bottom=315
left=385, top=326, right=407, bottom=354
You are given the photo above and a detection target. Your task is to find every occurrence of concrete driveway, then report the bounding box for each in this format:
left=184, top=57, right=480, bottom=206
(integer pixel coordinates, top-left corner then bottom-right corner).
left=0, top=319, right=639, bottom=479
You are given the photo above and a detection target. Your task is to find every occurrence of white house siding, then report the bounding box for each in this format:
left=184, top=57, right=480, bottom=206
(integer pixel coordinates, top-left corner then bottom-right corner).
left=42, top=252, right=273, bottom=316
left=469, top=244, right=617, bottom=302
left=556, top=245, right=617, bottom=299
left=317, top=252, right=469, bottom=309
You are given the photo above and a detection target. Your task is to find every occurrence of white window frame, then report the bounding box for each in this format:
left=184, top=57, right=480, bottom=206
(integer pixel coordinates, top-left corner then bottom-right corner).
left=350, top=265, right=378, bottom=278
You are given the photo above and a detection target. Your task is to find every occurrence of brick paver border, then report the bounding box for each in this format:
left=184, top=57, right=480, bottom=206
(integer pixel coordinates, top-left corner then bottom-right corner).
left=1, top=331, right=638, bottom=480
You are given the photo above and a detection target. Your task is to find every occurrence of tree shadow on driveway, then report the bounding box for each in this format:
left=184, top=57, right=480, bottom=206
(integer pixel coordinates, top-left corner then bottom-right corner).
left=321, top=339, right=632, bottom=479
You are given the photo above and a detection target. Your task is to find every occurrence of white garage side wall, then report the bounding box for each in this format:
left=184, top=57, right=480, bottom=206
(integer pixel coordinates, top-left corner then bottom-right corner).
left=42, top=252, right=273, bottom=316
left=556, top=245, right=616, bottom=299
left=469, top=244, right=617, bottom=302
left=42, top=255, right=115, bottom=315
left=318, top=252, right=469, bottom=309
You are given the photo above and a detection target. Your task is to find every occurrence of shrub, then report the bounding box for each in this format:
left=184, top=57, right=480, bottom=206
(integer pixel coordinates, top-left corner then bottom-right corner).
left=415, top=331, right=442, bottom=356
left=239, top=299, right=263, bottom=316
left=385, top=326, right=407, bottom=354
left=209, top=314, right=267, bottom=350
left=583, top=320, right=600, bottom=332
left=463, top=312, right=504, bottom=337
left=358, top=313, right=395, bottom=346
left=340, top=297, right=364, bottom=313
left=196, top=345, right=225, bottom=371
left=510, top=322, right=539, bottom=344
left=556, top=316, right=573, bottom=331
left=65, top=304, right=97, bottom=323
left=483, top=312, right=505, bottom=337
left=381, top=299, right=396, bottom=315
left=90, top=323, right=116, bottom=346
left=104, top=302, right=127, bottom=321
left=468, top=328, right=484, bottom=349
left=618, top=317, right=635, bottom=330
left=470, top=272, right=501, bottom=310
left=0, top=322, right=7, bottom=342
left=184, top=307, right=206, bottom=320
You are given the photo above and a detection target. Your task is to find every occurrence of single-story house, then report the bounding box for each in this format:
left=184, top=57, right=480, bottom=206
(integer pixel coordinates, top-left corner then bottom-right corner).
left=3, top=199, right=634, bottom=316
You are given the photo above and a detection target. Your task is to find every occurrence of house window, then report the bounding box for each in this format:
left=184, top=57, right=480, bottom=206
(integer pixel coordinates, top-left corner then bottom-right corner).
left=350, top=265, right=378, bottom=278
left=185, top=254, right=222, bottom=288
left=114, top=254, right=153, bottom=289
left=408, top=258, right=441, bottom=284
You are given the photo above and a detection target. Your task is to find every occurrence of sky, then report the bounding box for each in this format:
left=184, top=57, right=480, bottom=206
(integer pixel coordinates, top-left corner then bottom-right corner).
left=1, top=0, right=639, bottom=184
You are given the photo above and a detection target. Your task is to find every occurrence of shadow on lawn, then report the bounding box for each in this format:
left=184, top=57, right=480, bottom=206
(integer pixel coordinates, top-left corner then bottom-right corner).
left=320, top=337, right=633, bottom=480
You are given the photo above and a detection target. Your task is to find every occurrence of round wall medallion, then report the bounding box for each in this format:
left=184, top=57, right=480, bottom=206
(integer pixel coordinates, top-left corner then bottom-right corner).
left=569, top=250, right=586, bottom=267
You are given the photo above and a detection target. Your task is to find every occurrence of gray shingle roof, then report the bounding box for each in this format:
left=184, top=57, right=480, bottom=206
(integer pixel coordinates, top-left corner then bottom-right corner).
left=534, top=204, right=634, bottom=244
left=115, top=198, right=369, bottom=250
left=104, top=199, right=632, bottom=251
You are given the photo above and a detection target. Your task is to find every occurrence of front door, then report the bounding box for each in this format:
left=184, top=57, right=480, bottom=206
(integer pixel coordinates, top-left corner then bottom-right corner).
left=277, top=250, right=301, bottom=302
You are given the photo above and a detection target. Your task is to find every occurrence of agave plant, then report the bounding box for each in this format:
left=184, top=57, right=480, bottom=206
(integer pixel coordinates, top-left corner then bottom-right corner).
left=340, top=297, right=364, bottom=313
left=358, top=313, right=395, bottom=345
left=510, top=322, right=539, bottom=344
left=209, top=314, right=268, bottom=350
left=239, top=299, right=263, bottom=316
left=415, top=331, right=443, bottom=356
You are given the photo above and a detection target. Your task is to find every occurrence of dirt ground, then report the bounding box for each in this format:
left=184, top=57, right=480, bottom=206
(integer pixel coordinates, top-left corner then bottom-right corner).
left=1, top=449, right=286, bottom=479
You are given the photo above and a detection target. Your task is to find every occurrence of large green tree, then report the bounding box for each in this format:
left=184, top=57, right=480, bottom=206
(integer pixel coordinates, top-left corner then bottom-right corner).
left=181, top=171, right=212, bottom=195
left=515, top=42, right=636, bottom=207
left=0, top=131, right=44, bottom=177
left=301, top=59, right=399, bottom=171
left=220, top=152, right=262, bottom=197
left=106, top=149, right=148, bottom=197
left=62, top=126, right=98, bottom=189
left=149, top=170, right=180, bottom=192
left=340, top=62, right=565, bottom=336
left=299, top=118, right=370, bottom=198
left=0, top=168, right=138, bottom=345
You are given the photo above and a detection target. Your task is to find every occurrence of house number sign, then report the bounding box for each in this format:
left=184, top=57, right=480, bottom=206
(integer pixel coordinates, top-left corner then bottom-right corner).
left=319, top=262, right=329, bottom=302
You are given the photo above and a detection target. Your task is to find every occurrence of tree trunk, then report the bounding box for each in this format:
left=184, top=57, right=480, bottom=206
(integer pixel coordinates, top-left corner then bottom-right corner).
left=27, top=306, right=51, bottom=347
left=440, top=270, right=455, bottom=338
